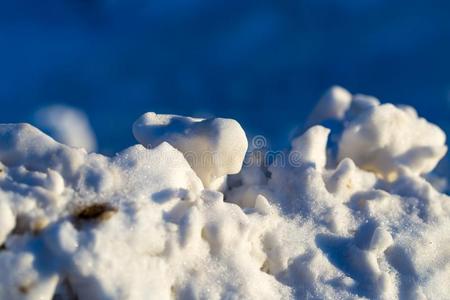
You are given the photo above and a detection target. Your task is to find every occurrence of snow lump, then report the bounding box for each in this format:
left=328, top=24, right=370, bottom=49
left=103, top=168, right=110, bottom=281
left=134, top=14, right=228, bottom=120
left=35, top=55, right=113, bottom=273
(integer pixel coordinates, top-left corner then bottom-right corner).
left=339, top=103, right=447, bottom=180
left=133, top=112, right=248, bottom=188
left=33, top=105, right=97, bottom=152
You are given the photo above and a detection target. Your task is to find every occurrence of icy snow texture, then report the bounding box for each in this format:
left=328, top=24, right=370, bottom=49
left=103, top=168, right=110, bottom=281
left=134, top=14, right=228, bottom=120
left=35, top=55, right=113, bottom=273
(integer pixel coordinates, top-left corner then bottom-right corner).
left=0, top=87, right=449, bottom=300
left=33, top=105, right=97, bottom=152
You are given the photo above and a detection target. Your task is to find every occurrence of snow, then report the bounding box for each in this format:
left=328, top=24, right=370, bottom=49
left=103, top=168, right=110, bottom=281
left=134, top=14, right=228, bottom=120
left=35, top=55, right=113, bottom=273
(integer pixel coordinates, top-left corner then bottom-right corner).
left=133, top=112, right=248, bottom=188
left=0, top=198, right=15, bottom=245
left=339, top=103, right=447, bottom=180
left=290, top=125, right=330, bottom=170
left=0, top=87, right=449, bottom=299
left=307, top=86, right=352, bottom=125
left=33, top=105, right=97, bottom=152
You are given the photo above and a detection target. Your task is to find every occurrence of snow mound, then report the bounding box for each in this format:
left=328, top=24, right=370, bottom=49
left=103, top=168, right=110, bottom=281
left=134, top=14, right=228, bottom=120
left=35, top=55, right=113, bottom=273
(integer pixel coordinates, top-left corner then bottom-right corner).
left=0, top=87, right=449, bottom=300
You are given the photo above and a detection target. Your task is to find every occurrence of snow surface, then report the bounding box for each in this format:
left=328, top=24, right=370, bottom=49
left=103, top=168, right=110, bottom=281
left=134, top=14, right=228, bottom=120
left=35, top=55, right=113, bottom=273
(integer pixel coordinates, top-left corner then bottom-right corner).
left=0, top=87, right=449, bottom=300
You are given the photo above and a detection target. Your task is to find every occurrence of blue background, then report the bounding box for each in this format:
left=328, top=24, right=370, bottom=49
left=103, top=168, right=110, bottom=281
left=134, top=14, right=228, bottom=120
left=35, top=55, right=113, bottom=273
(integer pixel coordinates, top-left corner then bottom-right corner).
left=0, top=0, right=449, bottom=159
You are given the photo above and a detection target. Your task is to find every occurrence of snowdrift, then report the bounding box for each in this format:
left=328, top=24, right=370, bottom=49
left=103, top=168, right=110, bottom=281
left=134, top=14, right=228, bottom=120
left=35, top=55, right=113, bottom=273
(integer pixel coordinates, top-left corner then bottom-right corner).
left=0, top=87, right=448, bottom=300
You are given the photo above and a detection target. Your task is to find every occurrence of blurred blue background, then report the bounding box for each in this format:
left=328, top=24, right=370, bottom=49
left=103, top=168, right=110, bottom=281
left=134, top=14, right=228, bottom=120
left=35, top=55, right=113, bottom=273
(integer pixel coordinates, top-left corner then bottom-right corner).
left=0, top=0, right=449, bottom=156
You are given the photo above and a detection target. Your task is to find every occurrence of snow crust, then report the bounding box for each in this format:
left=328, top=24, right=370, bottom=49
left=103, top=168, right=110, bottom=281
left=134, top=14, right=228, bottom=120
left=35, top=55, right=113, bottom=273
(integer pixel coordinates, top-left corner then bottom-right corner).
left=0, top=87, right=449, bottom=300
